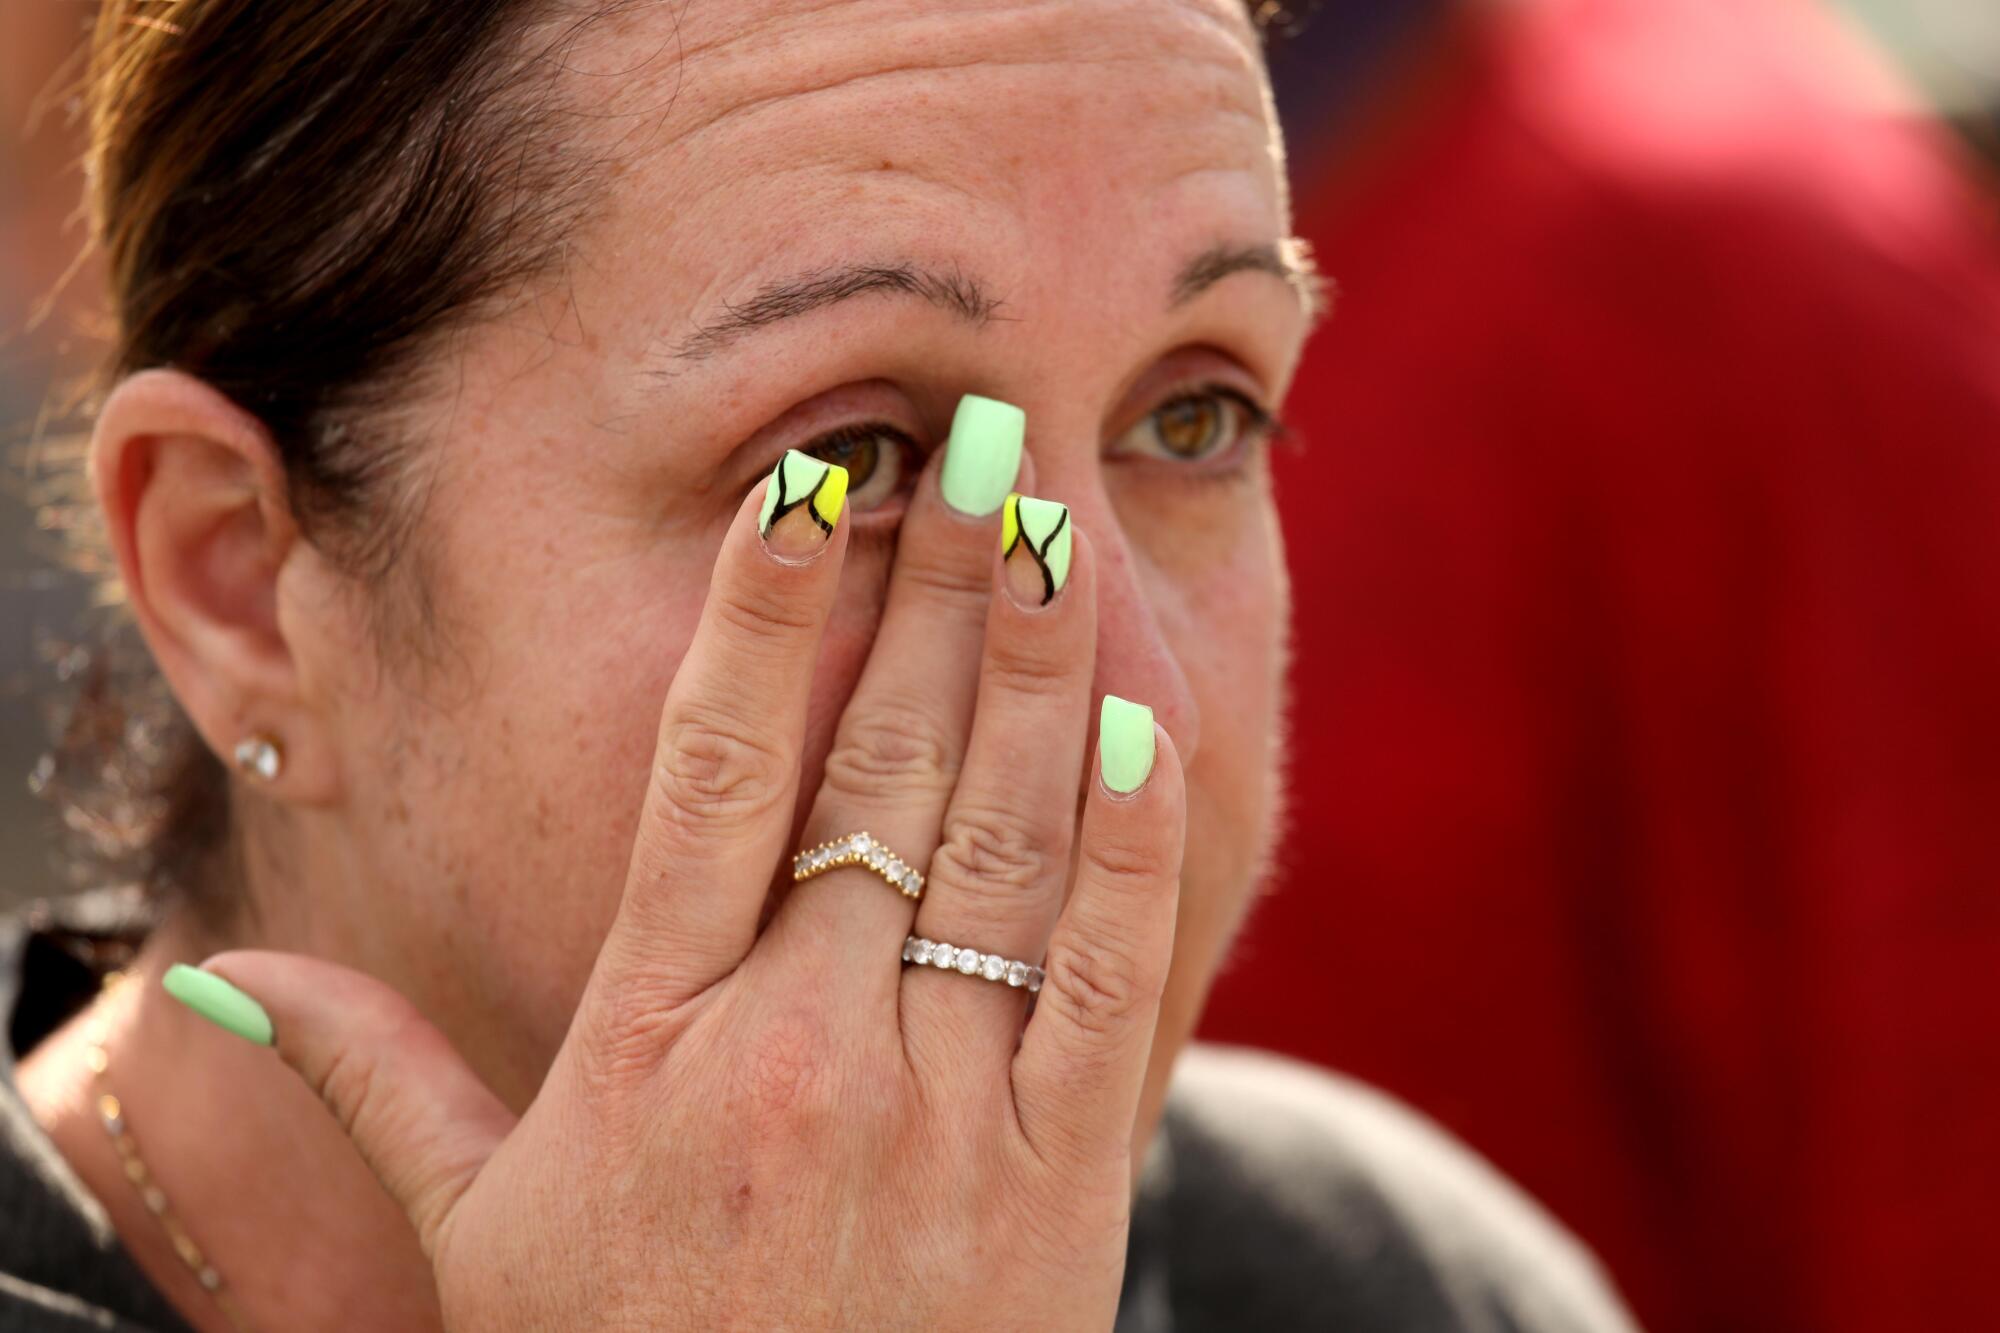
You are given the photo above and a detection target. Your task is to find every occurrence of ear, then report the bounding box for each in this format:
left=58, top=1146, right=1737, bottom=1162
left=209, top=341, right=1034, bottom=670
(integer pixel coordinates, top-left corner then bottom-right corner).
left=90, top=368, right=337, bottom=803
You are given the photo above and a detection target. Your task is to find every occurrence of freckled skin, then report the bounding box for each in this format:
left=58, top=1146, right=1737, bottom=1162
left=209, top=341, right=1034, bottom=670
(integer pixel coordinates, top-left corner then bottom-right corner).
left=256, top=0, right=1307, bottom=1140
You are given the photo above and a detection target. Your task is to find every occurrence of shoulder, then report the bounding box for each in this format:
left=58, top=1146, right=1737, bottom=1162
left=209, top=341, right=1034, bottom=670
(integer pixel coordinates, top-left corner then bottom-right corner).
left=1140, top=1045, right=1638, bottom=1333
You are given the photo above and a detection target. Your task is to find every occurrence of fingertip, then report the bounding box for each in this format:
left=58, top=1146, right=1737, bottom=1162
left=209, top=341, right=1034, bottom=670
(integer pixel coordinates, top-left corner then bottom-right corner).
left=189, top=950, right=409, bottom=1056
left=999, top=493, right=1081, bottom=612
left=1082, top=718, right=1187, bottom=880
left=757, top=450, right=851, bottom=562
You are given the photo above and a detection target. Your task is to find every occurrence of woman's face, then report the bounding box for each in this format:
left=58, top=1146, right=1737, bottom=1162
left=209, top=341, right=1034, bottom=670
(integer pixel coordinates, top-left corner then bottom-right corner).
left=269, top=0, right=1313, bottom=1134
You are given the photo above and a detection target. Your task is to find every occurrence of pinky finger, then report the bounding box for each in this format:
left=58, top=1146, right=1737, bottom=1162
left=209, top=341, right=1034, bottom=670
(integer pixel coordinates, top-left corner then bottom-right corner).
left=1010, top=696, right=1185, bottom=1170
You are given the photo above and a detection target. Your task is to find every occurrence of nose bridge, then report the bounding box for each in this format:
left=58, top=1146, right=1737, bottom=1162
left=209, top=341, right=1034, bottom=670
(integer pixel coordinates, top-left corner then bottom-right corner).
left=1025, top=430, right=1203, bottom=769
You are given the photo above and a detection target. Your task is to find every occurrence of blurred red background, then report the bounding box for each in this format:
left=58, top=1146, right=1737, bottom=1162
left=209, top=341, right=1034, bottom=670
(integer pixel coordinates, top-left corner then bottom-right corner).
left=1198, top=1, right=2000, bottom=1330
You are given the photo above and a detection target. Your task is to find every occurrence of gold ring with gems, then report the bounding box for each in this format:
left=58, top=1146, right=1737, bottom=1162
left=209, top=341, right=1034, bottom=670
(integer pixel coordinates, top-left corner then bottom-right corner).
left=792, top=832, right=925, bottom=900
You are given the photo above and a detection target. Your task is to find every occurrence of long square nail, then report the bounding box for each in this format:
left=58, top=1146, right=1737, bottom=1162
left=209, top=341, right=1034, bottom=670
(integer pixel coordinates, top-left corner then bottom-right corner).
left=759, top=449, right=848, bottom=556
left=940, top=395, right=1025, bottom=517
left=162, top=964, right=274, bottom=1046
left=1099, top=695, right=1156, bottom=794
left=1002, top=494, right=1072, bottom=607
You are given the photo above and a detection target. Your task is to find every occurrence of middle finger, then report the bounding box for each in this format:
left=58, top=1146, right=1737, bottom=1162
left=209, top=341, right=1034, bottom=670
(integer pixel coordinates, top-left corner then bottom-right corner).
left=768, top=395, right=1027, bottom=991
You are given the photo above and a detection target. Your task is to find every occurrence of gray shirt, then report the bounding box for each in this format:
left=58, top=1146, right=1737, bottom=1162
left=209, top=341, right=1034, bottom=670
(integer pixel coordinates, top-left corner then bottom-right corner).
left=1, top=889, right=1638, bottom=1332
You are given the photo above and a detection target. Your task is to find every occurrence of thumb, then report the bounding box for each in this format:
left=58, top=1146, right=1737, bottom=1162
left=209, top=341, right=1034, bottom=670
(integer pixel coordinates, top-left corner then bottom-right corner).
left=164, top=953, right=515, bottom=1260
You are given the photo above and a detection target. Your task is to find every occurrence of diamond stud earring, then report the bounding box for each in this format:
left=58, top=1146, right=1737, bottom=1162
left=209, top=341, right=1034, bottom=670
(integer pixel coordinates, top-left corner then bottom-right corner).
left=232, top=733, right=283, bottom=782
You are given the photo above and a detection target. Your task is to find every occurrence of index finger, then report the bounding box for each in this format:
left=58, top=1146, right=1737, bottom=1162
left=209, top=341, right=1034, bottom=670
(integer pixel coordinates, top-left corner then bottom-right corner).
left=590, top=451, right=850, bottom=1017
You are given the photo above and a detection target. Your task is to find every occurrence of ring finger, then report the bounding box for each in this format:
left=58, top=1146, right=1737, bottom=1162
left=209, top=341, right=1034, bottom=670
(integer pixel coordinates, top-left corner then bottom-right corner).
left=903, top=489, right=1095, bottom=1067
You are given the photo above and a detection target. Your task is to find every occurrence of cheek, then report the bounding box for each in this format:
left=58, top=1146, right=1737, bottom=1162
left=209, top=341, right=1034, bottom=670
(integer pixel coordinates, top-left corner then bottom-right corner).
left=1139, top=475, right=1285, bottom=859
left=347, top=532, right=893, bottom=1099
left=334, top=552, right=714, bottom=1098
left=1173, top=493, right=1283, bottom=925
left=1130, top=481, right=1287, bottom=1152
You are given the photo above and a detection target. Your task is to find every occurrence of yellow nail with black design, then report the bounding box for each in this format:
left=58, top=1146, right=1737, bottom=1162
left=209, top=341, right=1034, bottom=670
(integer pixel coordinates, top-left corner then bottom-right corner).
left=759, top=450, right=848, bottom=557
left=1001, top=493, right=1072, bottom=607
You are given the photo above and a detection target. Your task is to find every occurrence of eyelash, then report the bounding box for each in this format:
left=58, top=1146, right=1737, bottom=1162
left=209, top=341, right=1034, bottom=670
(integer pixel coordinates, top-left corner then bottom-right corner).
left=811, top=421, right=920, bottom=460
left=1179, top=384, right=1284, bottom=445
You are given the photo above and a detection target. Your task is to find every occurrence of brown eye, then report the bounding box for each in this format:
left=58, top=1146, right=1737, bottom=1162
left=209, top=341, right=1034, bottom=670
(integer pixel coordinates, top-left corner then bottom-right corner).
left=802, top=424, right=910, bottom=510
left=1112, top=387, right=1276, bottom=466
left=811, top=429, right=878, bottom=486
left=1154, top=396, right=1224, bottom=457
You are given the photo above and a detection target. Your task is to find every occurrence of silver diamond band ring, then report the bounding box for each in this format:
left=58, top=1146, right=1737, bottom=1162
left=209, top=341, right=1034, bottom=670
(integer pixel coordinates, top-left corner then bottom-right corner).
left=903, top=935, right=1045, bottom=992
left=793, top=831, right=925, bottom=900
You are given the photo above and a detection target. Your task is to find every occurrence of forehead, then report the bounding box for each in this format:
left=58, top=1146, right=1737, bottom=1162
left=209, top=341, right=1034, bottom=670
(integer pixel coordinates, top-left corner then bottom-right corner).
left=551, top=0, right=1282, bottom=343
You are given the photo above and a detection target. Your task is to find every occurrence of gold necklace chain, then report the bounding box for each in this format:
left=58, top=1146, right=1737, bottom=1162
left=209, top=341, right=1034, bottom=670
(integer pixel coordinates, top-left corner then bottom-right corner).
left=84, top=969, right=258, bottom=1333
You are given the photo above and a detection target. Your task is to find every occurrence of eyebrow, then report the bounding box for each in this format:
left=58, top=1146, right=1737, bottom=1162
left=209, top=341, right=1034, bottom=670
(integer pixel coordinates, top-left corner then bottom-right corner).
left=1172, top=238, right=1329, bottom=316
left=665, top=237, right=1326, bottom=363
left=671, top=263, right=1004, bottom=361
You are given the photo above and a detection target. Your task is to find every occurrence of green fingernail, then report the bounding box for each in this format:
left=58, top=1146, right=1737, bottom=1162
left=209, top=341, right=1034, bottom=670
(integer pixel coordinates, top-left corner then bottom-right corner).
left=1099, top=694, right=1156, bottom=794
left=1002, top=494, right=1072, bottom=606
left=940, top=395, right=1025, bottom=517
left=162, top=963, right=273, bottom=1046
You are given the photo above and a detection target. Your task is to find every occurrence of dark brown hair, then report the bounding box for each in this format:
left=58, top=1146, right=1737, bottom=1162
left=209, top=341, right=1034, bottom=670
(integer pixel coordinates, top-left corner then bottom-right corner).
left=36, top=0, right=602, bottom=927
